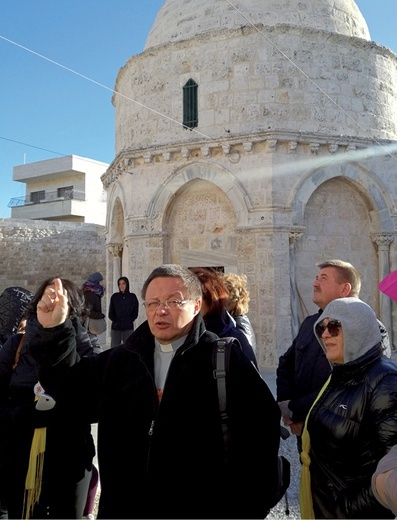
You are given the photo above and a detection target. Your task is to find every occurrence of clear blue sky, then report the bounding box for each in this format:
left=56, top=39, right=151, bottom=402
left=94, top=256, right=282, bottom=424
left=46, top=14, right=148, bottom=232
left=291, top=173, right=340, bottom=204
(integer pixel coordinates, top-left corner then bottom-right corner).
left=0, top=0, right=395, bottom=218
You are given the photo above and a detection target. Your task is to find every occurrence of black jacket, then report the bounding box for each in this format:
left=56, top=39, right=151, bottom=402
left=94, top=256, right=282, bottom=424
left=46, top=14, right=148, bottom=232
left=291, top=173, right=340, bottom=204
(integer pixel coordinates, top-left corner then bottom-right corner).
left=234, top=313, right=257, bottom=353
left=0, top=317, right=96, bottom=518
left=30, top=313, right=281, bottom=519
left=308, top=347, right=397, bottom=518
left=108, top=278, right=139, bottom=331
left=276, top=311, right=330, bottom=423
left=204, top=309, right=258, bottom=367
left=83, top=289, right=105, bottom=319
left=276, top=311, right=391, bottom=424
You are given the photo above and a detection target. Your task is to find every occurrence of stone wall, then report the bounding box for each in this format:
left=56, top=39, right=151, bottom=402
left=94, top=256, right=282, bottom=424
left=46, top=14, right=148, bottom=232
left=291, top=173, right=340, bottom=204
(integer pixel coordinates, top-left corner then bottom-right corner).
left=0, top=219, right=106, bottom=297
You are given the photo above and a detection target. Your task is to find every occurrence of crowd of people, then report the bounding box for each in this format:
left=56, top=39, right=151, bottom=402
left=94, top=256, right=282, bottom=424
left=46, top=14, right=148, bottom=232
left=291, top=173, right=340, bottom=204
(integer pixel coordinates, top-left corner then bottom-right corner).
left=0, top=261, right=397, bottom=519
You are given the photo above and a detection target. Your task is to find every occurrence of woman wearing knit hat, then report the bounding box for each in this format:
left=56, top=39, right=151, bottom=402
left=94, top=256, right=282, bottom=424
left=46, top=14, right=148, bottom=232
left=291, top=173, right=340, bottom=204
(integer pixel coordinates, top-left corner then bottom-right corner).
left=299, top=297, right=397, bottom=519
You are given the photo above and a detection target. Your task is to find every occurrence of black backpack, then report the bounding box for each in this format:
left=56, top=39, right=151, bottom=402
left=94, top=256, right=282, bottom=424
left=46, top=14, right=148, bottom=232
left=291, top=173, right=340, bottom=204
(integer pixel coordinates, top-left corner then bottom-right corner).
left=212, top=337, right=291, bottom=509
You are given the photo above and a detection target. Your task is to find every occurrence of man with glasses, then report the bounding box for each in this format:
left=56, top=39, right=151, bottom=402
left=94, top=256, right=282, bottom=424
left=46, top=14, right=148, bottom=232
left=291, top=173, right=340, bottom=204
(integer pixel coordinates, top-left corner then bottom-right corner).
left=30, top=264, right=282, bottom=519
left=276, top=259, right=390, bottom=453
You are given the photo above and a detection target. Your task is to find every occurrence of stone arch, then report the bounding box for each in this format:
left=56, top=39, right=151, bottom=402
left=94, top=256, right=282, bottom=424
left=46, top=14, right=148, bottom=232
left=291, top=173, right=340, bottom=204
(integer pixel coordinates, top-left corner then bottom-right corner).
left=107, top=184, right=127, bottom=292
left=161, top=177, right=239, bottom=269
left=109, top=197, right=125, bottom=244
left=106, top=182, right=128, bottom=242
left=291, top=162, right=396, bottom=233
left=146, top=162, right=252, bottom=228
left=290, top=163, right=396, bottom=324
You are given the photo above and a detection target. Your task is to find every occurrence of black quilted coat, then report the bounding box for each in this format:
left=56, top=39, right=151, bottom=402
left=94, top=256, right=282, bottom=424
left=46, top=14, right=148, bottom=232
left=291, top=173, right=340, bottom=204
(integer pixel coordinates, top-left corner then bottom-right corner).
left=308, top=348, right=397, bottom=518
left=307, top=297, right=397, bottom=519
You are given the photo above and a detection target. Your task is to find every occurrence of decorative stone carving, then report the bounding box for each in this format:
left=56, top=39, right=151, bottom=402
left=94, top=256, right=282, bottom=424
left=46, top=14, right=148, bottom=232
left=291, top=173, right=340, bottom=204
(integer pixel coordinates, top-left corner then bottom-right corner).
left=267, top=139, right=277, bottom=152
left=108, top=244, right=123, bottom=257
left=371, top=233, right=395, bottom=250
left=289, top=228, right=305, bottom=245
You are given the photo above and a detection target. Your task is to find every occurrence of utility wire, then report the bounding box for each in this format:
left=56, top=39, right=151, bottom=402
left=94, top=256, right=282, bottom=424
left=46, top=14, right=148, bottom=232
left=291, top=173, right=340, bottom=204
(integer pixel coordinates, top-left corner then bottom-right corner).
left=0, top=34, right=213, bottom=142
left=224, top=0, right=397, bottom=161
left=1, top=1, right=396, bottom=162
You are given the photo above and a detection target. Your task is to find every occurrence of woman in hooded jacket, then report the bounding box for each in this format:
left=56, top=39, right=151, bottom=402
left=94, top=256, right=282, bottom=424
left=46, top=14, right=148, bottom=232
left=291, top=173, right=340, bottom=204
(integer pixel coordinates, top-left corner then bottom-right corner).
left=299, top=297, right=397, bottom=519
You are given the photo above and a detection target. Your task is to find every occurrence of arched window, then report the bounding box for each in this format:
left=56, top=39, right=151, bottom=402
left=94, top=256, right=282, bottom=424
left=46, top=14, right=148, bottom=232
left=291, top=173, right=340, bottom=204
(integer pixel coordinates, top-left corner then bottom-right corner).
left=183, top=79, right=198, bottom=129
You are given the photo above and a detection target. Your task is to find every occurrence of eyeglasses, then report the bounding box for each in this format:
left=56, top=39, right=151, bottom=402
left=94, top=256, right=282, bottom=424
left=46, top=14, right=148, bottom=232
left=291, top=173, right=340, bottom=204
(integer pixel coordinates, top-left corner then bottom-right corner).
left=143, top=299, right=195, bottom=310
left=315, top=319, right=342, bottom=338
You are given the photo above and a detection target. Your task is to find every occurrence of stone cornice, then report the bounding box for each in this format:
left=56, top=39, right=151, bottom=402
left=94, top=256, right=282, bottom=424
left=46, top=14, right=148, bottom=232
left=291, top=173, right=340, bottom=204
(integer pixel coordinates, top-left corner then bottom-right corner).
left=101, top=131, right=396, bottom=187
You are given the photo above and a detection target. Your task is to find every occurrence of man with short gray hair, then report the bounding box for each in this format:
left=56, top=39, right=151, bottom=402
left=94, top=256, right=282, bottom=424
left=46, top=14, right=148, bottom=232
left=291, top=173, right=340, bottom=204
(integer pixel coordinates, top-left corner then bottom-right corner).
left=31, top=264, right=282, bottom=519
left=276, top=259, right=390, bottom=453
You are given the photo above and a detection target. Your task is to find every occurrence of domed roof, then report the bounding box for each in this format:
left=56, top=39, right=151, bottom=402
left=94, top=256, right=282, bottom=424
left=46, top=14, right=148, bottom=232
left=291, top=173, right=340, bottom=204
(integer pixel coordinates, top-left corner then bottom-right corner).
left=145, top=0, right=370, bottom=50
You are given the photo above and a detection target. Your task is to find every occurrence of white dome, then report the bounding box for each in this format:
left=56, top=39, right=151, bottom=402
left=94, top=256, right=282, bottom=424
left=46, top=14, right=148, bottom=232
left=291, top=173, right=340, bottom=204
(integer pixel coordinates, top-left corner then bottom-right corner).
left=145, top=0, right=370, bottom=50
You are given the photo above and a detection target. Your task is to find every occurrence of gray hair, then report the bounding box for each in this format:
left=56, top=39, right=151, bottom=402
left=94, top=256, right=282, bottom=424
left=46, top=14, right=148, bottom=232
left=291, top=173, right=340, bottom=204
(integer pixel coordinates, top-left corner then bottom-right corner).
left=141, top=264, right=202, bottom=300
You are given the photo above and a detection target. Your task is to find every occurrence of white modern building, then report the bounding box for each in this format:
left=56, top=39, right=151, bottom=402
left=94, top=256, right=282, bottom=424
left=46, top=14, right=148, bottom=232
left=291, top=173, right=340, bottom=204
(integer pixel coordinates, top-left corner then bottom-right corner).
left=10, top=155, right=108, bottom=225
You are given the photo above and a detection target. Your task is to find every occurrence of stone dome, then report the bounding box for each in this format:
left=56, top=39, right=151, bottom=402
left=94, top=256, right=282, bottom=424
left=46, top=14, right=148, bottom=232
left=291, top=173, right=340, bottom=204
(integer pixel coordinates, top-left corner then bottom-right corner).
left=145, top=0, right=370, bottom=50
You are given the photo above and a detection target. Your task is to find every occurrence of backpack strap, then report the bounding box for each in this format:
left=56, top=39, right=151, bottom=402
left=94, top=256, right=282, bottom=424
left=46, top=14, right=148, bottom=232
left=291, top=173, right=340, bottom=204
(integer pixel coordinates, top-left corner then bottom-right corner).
left=212, top=337, right=235, bottom=463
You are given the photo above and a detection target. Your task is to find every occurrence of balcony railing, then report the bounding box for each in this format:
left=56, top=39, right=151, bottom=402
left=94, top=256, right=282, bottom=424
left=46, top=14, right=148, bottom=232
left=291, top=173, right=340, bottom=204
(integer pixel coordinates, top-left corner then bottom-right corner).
left=8, top=189, right=85, bottom=208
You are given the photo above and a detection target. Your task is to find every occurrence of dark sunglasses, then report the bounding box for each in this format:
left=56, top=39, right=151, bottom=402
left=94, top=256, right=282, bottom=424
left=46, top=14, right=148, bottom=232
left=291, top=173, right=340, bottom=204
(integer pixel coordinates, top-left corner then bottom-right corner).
left=315, top=319, right=342, bottom=338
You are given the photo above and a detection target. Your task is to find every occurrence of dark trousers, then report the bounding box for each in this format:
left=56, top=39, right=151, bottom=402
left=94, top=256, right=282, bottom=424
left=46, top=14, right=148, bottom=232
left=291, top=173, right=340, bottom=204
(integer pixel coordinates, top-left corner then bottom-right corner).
left=110, top=329, right=133, bottom=348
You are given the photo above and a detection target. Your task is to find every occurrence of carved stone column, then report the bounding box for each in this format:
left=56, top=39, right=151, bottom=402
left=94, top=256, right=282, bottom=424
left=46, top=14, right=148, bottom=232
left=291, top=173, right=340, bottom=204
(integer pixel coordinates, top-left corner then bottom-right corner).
left=289, top=228, right=305, bottom=337
left=108, top=244, right=123, bottom=292
left=372, top=233, right=395, bottom=348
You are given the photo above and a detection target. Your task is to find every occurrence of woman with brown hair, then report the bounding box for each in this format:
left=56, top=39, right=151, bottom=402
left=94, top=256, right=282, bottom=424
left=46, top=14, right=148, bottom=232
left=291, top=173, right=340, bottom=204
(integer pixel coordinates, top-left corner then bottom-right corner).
left=189, top=267, right=257, bottom=367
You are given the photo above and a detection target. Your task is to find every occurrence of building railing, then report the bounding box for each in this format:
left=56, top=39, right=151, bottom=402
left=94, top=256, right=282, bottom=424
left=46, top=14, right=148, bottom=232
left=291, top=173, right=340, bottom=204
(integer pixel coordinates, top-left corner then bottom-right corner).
left=8, top=189, right=86, bottom=208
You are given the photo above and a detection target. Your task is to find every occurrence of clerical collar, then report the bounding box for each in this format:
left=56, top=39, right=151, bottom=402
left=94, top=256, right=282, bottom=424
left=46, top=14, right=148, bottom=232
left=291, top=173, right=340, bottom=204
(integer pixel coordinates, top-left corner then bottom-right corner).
left=155, top=335, right=188, bottom=353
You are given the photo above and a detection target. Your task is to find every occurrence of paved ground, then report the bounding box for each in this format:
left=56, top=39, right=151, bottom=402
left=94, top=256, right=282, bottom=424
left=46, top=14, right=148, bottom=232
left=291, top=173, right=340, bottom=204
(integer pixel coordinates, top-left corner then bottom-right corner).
left=262, top=368, right=301, bottom=519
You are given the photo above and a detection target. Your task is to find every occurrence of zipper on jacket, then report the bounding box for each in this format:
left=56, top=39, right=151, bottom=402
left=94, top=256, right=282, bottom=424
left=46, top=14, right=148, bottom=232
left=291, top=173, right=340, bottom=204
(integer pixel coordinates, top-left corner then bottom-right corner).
left=148, top=419, right=155, bottom=436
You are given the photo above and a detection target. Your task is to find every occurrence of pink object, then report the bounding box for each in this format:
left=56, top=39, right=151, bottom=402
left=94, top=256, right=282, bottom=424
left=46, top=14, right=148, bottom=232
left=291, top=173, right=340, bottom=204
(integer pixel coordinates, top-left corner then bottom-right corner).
left=379, top=270, right=397, bottom=301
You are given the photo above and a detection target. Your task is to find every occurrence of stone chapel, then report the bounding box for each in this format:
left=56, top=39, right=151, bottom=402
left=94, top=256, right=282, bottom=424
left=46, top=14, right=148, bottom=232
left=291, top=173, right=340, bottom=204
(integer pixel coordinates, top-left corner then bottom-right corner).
left=101, top=0, right=397, bottom=367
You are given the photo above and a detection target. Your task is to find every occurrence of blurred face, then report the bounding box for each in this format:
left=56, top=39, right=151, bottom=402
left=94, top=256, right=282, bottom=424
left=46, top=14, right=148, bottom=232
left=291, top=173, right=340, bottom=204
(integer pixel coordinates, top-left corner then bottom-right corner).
left=118, top=280, right=127, bottom=293
left=144, top=276, right=201, bottom=344
left=312, top=267, right=351, bottom=310
left=316, top=318, right=344, bottom=364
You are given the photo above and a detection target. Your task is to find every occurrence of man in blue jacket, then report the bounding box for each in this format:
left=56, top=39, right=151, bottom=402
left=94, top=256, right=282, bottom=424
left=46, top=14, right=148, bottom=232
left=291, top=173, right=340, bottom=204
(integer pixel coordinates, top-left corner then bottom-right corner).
left=276, top=259, right=390, bottom=453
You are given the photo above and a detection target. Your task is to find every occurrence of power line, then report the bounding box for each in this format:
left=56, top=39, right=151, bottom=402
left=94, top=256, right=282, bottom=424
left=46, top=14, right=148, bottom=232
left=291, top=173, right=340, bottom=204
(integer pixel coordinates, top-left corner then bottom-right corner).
left=0, top=2, right=396, bottom=163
